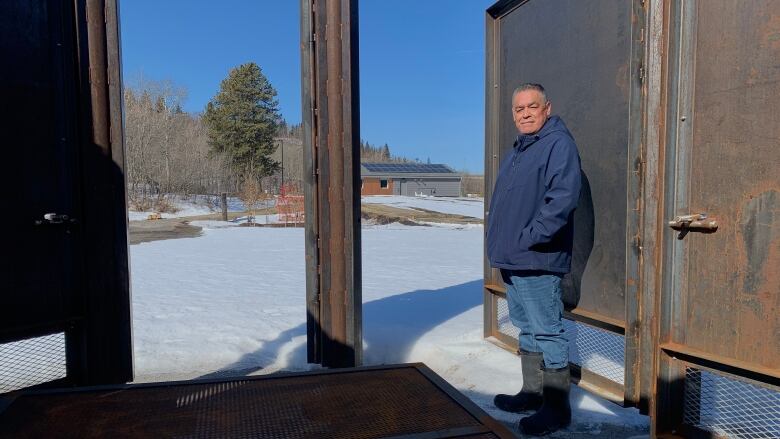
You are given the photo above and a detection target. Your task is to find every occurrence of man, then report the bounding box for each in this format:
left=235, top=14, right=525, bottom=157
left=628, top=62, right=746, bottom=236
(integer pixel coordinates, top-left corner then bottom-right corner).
left=486, top=83, right=581, bottom=436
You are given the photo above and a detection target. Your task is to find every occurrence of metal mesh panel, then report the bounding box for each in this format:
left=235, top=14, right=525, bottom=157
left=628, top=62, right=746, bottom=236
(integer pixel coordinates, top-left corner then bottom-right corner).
left=495, top=296, right=625, bottom=384
left=684, top=367, right=780, bottom=438
left=563, top=319, right=625, bottom=385
left=0, top=333, right=67, bottom=394
left=496, top=296, right=520, bottom=340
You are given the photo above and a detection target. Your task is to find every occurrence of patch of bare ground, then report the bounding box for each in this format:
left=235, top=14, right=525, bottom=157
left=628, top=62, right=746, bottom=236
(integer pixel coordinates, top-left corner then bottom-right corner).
left=128, top=204, right=481, bottom=244
left=128, top=219, right=202, bottom=245
left=360, top=204, right=482, bottom=226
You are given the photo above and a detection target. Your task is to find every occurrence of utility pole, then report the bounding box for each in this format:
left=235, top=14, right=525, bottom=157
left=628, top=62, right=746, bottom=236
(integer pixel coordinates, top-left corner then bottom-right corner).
left=280, top=138, right=284, bottom=193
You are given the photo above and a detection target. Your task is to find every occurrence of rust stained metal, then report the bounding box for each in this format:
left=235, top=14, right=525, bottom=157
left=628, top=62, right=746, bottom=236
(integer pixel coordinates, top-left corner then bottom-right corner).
left=679, top=0, right=780, bottom=370
left=639, top=0, right=668, bottom=426
left=301, top=0, right=361, bottom=368
left=325, top=0, right=347, bottom=356
left=85, top=0, right=110, bottom=154
left=654, top=0, right=780, bottom=435
left=660, top=342, right=780, bottom=383
left=300, top=0, right=321, bottom=364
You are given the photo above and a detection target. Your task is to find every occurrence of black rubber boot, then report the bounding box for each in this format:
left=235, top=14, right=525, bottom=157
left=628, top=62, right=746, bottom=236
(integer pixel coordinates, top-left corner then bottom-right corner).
left=518, top=365, right=572, bottom=436
left=493, top=350, right=543, bottom=413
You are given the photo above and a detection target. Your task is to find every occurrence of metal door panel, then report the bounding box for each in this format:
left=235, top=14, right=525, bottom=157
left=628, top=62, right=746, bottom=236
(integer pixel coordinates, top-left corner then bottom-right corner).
left=490, top=0, right=634, bottom=322
left=675, top=0, right=780, bottom=368
left=655, top=0, right=780, bottom=435
left=0, top=0, right=82, bottom=338
left=485, top=0, right=644, bottom=404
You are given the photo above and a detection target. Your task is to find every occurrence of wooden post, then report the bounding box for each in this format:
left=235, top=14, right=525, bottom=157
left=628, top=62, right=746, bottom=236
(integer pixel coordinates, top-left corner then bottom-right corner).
left=221, top=192, right=228, bottom=221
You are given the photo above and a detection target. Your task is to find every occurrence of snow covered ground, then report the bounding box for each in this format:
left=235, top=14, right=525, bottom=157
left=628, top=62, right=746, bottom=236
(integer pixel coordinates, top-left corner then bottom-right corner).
left=128, top=196, right=648, bottom=436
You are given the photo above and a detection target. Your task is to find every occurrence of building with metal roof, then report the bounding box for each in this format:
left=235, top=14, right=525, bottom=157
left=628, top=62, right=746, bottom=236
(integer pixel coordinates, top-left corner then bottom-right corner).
left=360, top=163, right=461, bottom=197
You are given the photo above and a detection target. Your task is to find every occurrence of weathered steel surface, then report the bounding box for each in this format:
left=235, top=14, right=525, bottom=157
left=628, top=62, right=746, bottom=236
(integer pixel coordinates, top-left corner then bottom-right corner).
left=77, top=0, right=134, bottom=385
left=487, top=0, right=635, bottom=324
left=638, top=0, right=666, bottom=419
left=301, top=0, right=362, bottom=368
left=485, top=0, right=645, bottom=407
left=0, top=364, right=516, bottom=438
left=300, top=0, right=321, bottom=364
left=673, top=0, right=780, bottom=373
left=654, top=0, right=780, bottom=434
left=0, top=0, right=132, bottom=386
left=483, top=11, right=500, bottom=340
left=0, top=0, right=82, bottom=337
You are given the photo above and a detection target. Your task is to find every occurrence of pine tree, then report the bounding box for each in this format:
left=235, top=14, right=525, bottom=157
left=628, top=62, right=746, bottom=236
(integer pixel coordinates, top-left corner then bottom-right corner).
left=204, top=62, right=281, bottom=179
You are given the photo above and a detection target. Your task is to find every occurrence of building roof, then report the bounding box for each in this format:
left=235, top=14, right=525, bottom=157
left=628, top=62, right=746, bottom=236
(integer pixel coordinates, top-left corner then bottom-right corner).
left=361, top=163, right=460, bottom=178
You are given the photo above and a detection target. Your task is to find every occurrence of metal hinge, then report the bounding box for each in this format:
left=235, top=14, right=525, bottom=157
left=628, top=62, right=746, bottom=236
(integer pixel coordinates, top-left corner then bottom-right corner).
left=316, top=236, right=322, bottom=274
left=638, top=64, right=645, bottom=82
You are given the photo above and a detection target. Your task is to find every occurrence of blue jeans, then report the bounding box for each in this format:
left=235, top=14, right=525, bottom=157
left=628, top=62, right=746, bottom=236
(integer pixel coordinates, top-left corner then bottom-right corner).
left=501, top=269, right=568, bottom=369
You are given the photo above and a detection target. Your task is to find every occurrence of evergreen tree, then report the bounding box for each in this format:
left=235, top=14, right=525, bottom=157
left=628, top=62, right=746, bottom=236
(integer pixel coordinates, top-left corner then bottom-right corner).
left=204, top=62, right=281, bottom=178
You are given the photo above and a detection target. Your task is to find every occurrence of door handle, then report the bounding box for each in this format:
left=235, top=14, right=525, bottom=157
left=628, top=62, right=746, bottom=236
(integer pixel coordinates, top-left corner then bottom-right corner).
left=668, top=213, right=718, bottom=240
left=35, top=213, right=77, bottom=227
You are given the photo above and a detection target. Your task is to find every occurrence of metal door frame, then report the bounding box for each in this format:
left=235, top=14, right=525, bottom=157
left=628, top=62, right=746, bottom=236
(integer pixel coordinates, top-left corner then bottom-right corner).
left=300, top=0, right=363, bottom=368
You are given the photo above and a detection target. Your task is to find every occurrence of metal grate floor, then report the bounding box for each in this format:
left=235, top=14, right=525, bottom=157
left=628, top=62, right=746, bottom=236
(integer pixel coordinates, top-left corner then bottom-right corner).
left=0, top=363, right=513, bottom=439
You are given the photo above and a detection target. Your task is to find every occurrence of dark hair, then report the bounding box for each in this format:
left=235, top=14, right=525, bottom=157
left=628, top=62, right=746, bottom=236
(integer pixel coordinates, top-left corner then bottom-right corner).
left=512, top=83, right=547, bottom=104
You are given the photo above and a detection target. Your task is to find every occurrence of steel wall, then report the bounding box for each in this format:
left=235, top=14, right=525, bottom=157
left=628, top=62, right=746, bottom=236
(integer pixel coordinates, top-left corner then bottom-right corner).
left=486, top=0, right=780, bottom=435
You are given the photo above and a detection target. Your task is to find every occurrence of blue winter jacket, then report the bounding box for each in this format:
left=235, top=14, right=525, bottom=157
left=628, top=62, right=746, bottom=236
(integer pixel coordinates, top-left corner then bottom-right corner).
left=486, top=115, right=581, bottom=273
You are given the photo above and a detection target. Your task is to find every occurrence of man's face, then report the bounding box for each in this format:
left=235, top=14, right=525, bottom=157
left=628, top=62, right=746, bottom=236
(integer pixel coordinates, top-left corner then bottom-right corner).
left=512, top=90, right=551, bottom=135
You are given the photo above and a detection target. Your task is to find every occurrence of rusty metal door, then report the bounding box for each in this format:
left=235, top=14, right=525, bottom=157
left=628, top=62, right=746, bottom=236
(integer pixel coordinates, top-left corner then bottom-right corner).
left=484, top=0, right=645, bottom=406
left=0, top=0, right=84, bottom=393
left=654, top=0, right=780, bottom=436
left=0, top=0, right=132, bottom=393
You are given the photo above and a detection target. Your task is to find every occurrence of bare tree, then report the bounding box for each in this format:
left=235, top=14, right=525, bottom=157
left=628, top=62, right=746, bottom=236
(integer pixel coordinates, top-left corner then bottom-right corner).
left=124, top=76, right=234, bottom=211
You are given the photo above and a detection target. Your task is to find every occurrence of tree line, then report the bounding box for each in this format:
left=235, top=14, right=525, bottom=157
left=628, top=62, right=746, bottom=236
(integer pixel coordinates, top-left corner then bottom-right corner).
left=124, top=62, right=479, bottom=212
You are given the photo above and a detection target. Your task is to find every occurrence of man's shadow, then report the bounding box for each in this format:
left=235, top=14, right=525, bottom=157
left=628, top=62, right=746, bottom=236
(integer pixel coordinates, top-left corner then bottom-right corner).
left=198, top=279, right=484, bottom=379
left=562, top=171, right=595, bottom=309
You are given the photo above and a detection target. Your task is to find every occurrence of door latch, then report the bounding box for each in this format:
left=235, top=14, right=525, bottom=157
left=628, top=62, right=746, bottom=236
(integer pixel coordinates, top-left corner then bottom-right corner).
left=35, top=213, right=77, bottom=227
left=668, top=213, right=718, bottom=240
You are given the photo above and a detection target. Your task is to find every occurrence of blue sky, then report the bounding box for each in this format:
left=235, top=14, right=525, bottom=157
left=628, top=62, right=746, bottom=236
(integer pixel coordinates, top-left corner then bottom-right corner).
left=120, top=1, right=494, bottom=173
